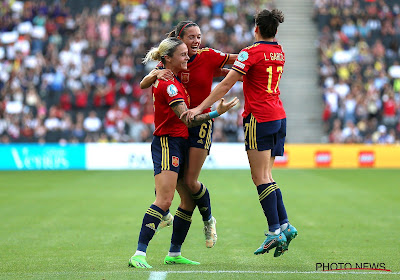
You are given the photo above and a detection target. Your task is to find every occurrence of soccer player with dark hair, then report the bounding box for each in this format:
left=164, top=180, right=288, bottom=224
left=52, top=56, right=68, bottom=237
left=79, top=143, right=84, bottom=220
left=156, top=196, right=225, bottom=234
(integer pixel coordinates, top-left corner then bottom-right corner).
left=182, top=9, right=298, bottom=257
left=140, top=21, right=238, bottom=249
left=128, top=37, right=238, bottom=268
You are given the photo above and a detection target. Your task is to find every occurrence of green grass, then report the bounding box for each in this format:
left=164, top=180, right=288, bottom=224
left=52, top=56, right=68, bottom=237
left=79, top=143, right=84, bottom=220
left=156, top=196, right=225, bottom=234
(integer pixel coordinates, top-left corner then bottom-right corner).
left=0, top=169, right=399, bottom=280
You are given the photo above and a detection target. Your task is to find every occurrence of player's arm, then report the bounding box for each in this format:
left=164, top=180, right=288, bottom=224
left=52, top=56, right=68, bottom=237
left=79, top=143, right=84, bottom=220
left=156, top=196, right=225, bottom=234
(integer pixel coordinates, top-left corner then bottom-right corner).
left=181, top=70, right=242, bottom=121
left=140, top=69, right=174, bottom=89
left=213, top=68, right=243, bottom=81
left=213, top=68, right=230, bottom=77
left=226, top=54, right=238, bottom=64
left=171, top=98, right=238, bottom=128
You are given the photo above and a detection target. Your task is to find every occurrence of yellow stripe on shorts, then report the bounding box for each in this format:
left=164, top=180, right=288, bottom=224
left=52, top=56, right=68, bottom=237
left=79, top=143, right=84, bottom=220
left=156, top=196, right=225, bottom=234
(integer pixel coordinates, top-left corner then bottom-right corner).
left=161, top=137, right=170, bottom=171
left=205, top=120, right=212, bottom=150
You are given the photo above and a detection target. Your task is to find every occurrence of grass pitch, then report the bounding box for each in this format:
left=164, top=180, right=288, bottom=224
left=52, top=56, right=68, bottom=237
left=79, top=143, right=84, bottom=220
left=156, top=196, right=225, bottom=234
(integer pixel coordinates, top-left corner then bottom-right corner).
left=0, top=169, right=399, bottom=280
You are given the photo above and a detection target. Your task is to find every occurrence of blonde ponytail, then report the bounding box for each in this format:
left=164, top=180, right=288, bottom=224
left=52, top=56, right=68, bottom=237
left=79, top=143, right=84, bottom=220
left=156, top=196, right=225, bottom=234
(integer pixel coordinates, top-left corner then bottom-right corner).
left=142, top=38, right=183, bottom=64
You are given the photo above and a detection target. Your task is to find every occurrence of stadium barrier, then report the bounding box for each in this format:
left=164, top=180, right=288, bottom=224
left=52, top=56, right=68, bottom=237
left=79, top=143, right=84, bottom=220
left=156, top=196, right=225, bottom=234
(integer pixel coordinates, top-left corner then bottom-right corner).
left=0, top=143, right=399, bottom=170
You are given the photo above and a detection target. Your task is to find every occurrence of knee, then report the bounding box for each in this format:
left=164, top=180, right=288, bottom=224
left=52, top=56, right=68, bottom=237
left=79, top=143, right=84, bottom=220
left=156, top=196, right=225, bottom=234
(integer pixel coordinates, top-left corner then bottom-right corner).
left=154, top=197, right=173, bottom=212
left=184, top=177, right=199, bottom=193
left=251, top=174, right=269, bottom=186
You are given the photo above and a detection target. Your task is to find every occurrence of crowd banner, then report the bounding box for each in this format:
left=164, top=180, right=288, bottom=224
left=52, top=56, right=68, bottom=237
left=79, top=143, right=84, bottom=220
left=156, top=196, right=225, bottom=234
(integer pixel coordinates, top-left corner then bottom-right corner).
left=0, top=143, right=399, bottom=170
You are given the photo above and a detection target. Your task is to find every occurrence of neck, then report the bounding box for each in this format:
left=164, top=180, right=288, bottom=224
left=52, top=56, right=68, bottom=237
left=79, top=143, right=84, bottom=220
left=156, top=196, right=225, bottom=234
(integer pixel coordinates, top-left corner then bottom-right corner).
left=255, top=33, right=274, bottom=42
left=166, top=65, right=179, bottom=76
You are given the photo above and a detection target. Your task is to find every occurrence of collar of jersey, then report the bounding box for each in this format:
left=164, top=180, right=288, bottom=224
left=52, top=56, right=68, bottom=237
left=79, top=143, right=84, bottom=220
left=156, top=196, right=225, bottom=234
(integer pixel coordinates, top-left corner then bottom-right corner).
left=188, top=54, right=197, bottom=63
left=254, top=41, right=278, bottom=45
left=175, top=75, right=182, bottom=83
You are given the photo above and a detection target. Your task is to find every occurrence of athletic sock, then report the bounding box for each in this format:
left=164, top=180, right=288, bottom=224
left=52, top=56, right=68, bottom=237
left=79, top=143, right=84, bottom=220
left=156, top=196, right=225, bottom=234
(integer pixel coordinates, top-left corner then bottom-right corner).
left=137, top=204, right=165, bottom=253
left=192, top=183, right=212, bottom=221
left=273, top=182, right=289, bottom=225
left=170, top=207, right=193, bottom=253
left=257, top=183, right=280, bottom=232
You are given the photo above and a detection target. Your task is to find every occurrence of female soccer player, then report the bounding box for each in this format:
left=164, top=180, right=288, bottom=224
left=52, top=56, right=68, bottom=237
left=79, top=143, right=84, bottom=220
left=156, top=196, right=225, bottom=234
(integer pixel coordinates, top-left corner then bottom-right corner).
left=129, top=37, right=238, bottom=268
left=140, top=21, right=238, bottom=248
left=182, top=9, right=298, bottom=258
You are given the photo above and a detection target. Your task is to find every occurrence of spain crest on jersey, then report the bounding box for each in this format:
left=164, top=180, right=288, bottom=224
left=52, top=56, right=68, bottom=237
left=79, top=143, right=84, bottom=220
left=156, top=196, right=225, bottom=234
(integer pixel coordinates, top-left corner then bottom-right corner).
left=172, top=156, right=179, bottom=167
left=181, top=72, right=190, bottom=83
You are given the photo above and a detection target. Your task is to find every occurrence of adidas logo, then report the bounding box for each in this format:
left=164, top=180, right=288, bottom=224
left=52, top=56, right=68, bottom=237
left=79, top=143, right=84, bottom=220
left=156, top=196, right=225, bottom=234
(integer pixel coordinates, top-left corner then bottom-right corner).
left=197, top=139, right=204, bottom=144
left=145, top=223, right=156, bottom=231
left=200, top=207, right=208, bottom=212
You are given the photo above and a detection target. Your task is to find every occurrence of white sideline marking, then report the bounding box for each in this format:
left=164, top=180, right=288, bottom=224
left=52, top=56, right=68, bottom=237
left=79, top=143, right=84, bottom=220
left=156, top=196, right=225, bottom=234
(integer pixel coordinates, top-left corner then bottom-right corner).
left=147, top=270, right=399, bottom=276
left=149, top=271, right=167, bottom=280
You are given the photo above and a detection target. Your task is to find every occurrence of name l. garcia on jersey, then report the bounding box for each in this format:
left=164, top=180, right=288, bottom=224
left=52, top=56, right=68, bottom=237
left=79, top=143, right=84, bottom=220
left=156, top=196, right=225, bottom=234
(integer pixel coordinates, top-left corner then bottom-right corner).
left=264, top=52, right=285, bottom=61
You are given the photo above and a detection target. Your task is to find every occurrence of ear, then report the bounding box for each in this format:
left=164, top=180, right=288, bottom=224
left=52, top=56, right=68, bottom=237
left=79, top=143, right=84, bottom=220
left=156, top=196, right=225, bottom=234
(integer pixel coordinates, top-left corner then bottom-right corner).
left=164, top=55, right=172, bottom=64
left=254, top=26, right=259, bottom=33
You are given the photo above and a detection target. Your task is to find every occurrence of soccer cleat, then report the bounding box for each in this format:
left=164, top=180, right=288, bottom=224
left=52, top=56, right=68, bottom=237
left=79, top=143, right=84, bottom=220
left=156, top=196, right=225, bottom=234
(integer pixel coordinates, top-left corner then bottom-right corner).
left=203, top=216, right=217, bottom=248
left=128, top=255, right=152, bottom=269
left=274, top=224, right=298, bottom=257
left=254, top=232, right=287, bottom=255
left=156, top=212, right=174, bottom=234
left=164, top=255, right=200, bottom=265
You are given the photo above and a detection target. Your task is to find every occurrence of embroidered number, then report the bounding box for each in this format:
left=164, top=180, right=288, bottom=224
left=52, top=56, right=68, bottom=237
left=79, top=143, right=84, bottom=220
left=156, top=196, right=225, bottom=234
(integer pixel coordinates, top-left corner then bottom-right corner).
left=265, top=66, right=283, bottom=93
left=199, top=123, right=207, bottom=138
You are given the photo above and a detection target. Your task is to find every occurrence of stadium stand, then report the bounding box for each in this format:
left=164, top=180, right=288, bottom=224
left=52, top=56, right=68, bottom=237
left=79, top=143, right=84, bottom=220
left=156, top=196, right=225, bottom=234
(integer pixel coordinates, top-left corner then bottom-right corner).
left=3, top=0, right=397, bottom=144
left=0, top=0, right=277, bottom=143
left=314, top=0, right=400, bottom=143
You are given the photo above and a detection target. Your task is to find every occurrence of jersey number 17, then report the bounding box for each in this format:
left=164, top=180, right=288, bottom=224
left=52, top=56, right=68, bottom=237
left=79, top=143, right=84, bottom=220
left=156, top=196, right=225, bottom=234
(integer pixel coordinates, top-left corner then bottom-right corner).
left=266, top=66, right=283, bottom=94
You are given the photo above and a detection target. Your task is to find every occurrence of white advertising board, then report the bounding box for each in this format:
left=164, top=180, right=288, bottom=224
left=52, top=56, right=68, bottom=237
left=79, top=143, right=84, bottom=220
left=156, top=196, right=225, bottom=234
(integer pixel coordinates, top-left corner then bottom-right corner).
left=86, top=143, right=249, bottom=170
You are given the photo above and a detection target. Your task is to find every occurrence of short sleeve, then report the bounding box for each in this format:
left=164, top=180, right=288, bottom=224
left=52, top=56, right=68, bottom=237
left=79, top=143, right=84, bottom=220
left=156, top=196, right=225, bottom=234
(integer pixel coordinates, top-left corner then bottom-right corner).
left=232, top=49, right=254, bottom=75
left=161, top=82, right=185, bottom=106
left=207, top=48, right=230, bottom=68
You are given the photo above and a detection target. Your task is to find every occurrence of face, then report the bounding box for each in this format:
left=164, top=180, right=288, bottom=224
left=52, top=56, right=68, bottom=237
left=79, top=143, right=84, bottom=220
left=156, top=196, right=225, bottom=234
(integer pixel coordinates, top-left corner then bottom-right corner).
left=166, top=43, right=189, bottom=73
left=179, top=26, right=201, bottom=57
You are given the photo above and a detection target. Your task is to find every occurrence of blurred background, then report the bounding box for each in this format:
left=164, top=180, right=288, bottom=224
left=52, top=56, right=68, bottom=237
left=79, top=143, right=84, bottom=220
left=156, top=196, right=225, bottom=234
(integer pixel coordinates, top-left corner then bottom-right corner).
left=0, top=0, right=399, bottom=169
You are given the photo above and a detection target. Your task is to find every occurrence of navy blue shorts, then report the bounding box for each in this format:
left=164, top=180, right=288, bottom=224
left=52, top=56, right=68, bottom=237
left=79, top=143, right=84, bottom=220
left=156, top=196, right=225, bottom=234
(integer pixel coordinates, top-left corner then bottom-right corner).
left=151, top=136, right=188, bottom=178
left=243, top=114, right=286, bottom=156
left=188, top=120, right=213, bottom=152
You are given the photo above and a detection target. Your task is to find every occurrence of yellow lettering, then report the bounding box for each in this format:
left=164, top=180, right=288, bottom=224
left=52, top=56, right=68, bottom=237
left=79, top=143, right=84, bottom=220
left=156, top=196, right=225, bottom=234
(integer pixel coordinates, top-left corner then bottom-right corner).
left=269, top=52, right=284, bottom=61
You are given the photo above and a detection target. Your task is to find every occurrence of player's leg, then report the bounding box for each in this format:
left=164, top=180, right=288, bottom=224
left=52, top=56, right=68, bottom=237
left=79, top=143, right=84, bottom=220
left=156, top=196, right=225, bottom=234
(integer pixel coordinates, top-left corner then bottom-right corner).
left=248, top=149, right=286, bottom=255
left=186, top=121, right=217, bottom=248
left=164, top=179, right=199, bottom=265
left=129, top=170, right=177, bottom=268
left=269, top=119, right=297, bottom=257
left=129, top=136, right=181, bottom=268
left=244, top=114, right=286, bottom=255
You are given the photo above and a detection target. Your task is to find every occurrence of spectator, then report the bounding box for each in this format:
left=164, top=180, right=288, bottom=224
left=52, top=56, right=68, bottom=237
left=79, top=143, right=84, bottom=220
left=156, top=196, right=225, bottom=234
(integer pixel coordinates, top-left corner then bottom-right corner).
left=315, top=0, right=400, bottom=143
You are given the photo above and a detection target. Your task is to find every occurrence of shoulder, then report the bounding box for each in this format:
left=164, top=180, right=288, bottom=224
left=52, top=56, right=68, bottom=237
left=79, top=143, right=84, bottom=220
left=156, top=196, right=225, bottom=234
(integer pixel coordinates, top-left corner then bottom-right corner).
left=156, top=80, right=181, bottom=97
left=155, top=61, right=165, bottom=69
left=197, top=47, right=226, bottom=56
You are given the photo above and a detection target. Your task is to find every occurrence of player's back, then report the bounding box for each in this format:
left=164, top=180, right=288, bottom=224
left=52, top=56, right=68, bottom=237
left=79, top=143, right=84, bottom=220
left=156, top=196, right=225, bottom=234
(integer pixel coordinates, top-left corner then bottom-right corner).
left=233, top=41, right=286, bottom=122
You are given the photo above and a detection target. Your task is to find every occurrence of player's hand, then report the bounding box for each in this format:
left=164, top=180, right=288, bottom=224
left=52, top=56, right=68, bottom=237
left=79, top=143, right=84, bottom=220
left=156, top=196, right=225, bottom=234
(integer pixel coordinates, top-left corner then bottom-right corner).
left=180, top=107, right=202, bottom=122
left=216, top=97, right=239, bottom=115
left=157, top=69, right=174, bottom=81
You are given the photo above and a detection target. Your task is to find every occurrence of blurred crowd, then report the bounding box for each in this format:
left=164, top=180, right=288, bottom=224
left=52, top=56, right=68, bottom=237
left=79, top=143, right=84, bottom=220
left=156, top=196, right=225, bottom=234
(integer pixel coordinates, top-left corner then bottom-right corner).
left=314, top=0, right=400, bottom=143
left=0, top=0, right=275, bottom=144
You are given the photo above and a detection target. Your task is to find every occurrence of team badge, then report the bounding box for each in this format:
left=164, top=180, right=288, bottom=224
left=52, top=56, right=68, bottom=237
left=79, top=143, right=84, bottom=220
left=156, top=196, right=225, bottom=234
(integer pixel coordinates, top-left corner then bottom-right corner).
left=238, top=51, right=249, bottom=62
left=181, top=72, right=190, bottom=83
left=172, top=156, right=179, bottom=167
left=167, top=84, right=178, bottom=97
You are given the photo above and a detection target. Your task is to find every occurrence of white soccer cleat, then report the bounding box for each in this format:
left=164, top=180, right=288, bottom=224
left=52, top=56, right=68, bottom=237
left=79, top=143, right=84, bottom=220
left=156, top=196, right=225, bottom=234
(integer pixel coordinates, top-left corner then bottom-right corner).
left=156, top=212, right=174, bottom=234
left=204, top=216, right=217, bottom=248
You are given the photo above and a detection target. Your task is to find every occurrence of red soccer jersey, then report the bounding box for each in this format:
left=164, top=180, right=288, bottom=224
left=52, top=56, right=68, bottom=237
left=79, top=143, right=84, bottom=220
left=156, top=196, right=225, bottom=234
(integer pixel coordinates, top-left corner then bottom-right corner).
left=156, top=48, right=229, bottom=113
left=232, top=41, right=286, bottom=122
left=152, top=77, right=190, bottom=138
